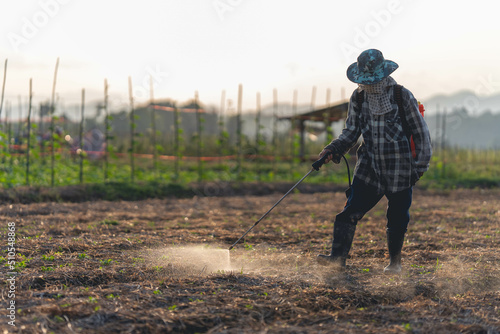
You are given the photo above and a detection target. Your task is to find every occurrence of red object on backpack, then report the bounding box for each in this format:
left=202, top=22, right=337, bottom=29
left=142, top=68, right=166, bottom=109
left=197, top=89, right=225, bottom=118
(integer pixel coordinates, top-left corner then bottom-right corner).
left=410, top=102, right=425, bottom=158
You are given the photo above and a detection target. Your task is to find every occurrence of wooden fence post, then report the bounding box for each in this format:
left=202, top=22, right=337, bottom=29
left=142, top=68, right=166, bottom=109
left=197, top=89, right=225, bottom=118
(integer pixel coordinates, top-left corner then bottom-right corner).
left=128, top=77, right=135, bottom=182
left=50, top=57, right=59, bottom=187
left=174, top=102, right=181, bottom=180
left=0, top=59, right=7, bottom=120
left=103, top=79, right=109, bottom=181
left=195, top=91, right=203, bottom=182
left=26, top=79, right=32, bottom=186
left=236, top=84, right=243, bottom=180
left=150, top=75, right=158, bottom=178
left=79, top=89, right=85, bottom=184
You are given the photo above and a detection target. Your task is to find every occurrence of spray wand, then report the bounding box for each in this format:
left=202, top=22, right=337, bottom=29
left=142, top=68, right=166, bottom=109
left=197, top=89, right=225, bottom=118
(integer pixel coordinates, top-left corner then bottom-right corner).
left=229, top=154, right=349, bottom=250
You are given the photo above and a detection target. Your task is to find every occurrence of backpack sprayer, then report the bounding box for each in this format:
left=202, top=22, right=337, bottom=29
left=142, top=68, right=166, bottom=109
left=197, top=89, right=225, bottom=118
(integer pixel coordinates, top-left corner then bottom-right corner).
left=229, top=154, right=351, bottom=250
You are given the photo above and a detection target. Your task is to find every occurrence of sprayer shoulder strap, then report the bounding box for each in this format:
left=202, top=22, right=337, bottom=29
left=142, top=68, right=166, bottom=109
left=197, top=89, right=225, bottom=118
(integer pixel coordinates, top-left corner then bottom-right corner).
left=394, top=84, right=412, bottom=140
left=356, top=90, right=364, bottom=113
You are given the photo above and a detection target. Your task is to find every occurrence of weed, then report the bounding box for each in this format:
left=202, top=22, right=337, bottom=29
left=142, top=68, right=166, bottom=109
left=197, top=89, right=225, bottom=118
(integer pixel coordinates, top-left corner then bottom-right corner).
left=41, top=254, right=55, bottom=261
left=100, top=259, right=114, bottom=266
left=54, top=315, right=65, bottom=323
left=435, top=258, right=442, bottom=272
left=100, top=219, right=119, bottom=225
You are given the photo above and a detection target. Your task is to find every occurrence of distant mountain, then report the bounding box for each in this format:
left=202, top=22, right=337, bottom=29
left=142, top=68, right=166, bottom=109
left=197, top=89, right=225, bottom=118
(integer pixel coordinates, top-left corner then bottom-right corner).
left=252, top=90, right=500, bottom=117
left=421, top=90, right=500, bottom=115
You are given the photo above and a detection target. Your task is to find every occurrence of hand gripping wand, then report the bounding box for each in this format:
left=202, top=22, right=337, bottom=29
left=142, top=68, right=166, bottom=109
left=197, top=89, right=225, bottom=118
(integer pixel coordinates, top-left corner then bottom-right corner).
left=228, top=154, right=332, bottom=250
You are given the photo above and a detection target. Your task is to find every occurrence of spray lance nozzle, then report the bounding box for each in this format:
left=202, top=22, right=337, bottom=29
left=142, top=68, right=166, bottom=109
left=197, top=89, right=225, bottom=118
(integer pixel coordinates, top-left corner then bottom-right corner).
left=228, top=154, right=351, bottom=250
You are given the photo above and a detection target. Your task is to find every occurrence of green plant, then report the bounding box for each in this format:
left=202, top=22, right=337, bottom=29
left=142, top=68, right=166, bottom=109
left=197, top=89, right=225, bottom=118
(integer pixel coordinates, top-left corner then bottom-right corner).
left=100, top=259, right=114, bottom=266
left=78, top=253, right=89, bottom=259
left=434, top=257, right=442, bottom=272
left=99, top=219, right=119, bottom=226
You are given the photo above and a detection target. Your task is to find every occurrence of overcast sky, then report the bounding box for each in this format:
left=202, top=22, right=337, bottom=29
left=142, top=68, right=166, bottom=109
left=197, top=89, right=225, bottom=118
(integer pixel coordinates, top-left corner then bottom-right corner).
left=1, top=0, right=499, bottom=116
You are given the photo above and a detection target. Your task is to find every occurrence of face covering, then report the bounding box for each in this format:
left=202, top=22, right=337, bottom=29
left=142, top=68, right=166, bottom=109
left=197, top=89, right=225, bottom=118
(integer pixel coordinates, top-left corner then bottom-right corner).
left=358, top=76, right=396, bottom=115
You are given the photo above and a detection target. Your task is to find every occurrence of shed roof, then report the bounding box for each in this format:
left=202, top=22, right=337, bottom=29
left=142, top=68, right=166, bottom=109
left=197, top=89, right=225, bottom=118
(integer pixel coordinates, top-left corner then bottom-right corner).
left=279, top=101, right=349, bottom=122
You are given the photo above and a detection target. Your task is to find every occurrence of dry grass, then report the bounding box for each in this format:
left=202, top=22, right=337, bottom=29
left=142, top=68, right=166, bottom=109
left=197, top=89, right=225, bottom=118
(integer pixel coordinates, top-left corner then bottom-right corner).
left=1, top=187, right=499, bottom=333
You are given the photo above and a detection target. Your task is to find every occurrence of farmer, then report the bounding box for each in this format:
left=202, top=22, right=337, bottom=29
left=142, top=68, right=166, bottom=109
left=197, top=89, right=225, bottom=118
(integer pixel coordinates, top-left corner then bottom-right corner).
left=317, top=49, right=432, bottom=273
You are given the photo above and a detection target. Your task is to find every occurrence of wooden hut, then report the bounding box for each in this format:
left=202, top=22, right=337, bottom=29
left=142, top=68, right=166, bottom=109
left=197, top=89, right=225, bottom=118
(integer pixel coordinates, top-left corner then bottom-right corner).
left=280, top=101, right=349, bottom=159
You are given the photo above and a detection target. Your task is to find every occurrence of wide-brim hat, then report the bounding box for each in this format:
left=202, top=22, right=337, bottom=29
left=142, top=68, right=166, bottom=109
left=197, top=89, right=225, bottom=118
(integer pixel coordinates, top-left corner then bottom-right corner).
left=346, top=49, right=398, bottom=85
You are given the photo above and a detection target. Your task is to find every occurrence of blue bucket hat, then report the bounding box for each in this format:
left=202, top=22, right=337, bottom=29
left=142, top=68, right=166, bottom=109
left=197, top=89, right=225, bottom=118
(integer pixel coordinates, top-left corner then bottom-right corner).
left=346, top=49, right=398, bottom=85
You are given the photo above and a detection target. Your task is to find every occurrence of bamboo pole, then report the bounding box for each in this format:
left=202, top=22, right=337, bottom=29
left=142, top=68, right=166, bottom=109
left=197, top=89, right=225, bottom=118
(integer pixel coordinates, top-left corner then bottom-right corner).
left=50, top=57, right=59, bottom=187
left=272, top=88, right=278, bottom=173
left=0, top=59, right=7, bottom=120
left=103, top=79, right=109, bottom=181
left=150, top=75, right=157, bottom=178
left=441, top=109, right=447, bottom=178
left=435, top=105, right=441, bottom=154
left=255, top=92, right=261, bottom=152
left=17, top=95, right=22, bottom=145
left=310, top=86, right=317, bottom=110
left=79, top=89, right=85, bottom=184
left=26, top=79, right=32, bottom=186
left=39, top=102, right=44, bottom=163
left=195, top=91, right=203, bottom=182
left=291, top=89, right=298, bottom=162
left=218, top=89, right=226, bottom=162
left=255, top=92, right=262, bottom=180
left=1, top=100, right=6, bottom=163
left=236, top=84, right=243, bottom=180
left=6, top=102, right=12, bottom=166
left=324, top=88, right=333, bottom=144
left=325, top=88, right=333, bottom=145
left=128, top=76, right=135, bottom=182
left=174, top=102, right=180, bottom=179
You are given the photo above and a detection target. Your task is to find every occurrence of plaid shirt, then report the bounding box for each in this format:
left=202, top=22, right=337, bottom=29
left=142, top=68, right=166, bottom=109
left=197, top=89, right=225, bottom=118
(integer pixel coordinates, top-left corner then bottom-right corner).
left=326, top=84, right=432, bottom=193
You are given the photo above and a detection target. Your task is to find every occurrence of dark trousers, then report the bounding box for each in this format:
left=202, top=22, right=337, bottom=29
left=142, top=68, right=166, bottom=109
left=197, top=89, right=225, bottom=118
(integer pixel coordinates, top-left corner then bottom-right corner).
left=336, top=177, right=412, bottom=235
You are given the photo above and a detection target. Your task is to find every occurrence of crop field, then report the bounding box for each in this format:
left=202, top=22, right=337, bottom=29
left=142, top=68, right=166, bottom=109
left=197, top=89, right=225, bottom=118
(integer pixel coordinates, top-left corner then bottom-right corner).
left=1, top=185, right=499, bottom=333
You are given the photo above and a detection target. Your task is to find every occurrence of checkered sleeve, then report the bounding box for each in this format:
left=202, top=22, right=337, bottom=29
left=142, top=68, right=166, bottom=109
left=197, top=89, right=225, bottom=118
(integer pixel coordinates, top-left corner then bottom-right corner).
left=324, top=90, right=361, bottom=155
left=401, top=88, right=433, bottom=173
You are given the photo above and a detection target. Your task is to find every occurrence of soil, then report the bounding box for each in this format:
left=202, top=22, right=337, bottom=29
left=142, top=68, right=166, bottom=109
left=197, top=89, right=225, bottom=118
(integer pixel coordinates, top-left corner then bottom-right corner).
left=1, top=186, right=499, bottom=333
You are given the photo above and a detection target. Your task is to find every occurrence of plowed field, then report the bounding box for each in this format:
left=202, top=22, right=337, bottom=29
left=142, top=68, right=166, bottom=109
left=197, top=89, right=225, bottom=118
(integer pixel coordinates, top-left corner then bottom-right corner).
left=1, top=186, right=499, bottom=333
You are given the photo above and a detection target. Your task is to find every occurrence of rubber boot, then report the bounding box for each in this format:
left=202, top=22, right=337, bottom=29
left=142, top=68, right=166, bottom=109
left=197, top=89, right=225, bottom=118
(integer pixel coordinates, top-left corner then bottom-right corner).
left=317, top=221, right=356, bottom=269
left=384, top=230, right=405, bottom=274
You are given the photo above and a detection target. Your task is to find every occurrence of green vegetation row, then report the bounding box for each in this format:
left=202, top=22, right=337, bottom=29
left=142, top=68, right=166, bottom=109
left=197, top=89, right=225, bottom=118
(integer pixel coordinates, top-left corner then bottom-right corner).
left=1, top=92, right=499, bottom=202
left=0, top=147, right=499, bottom=204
